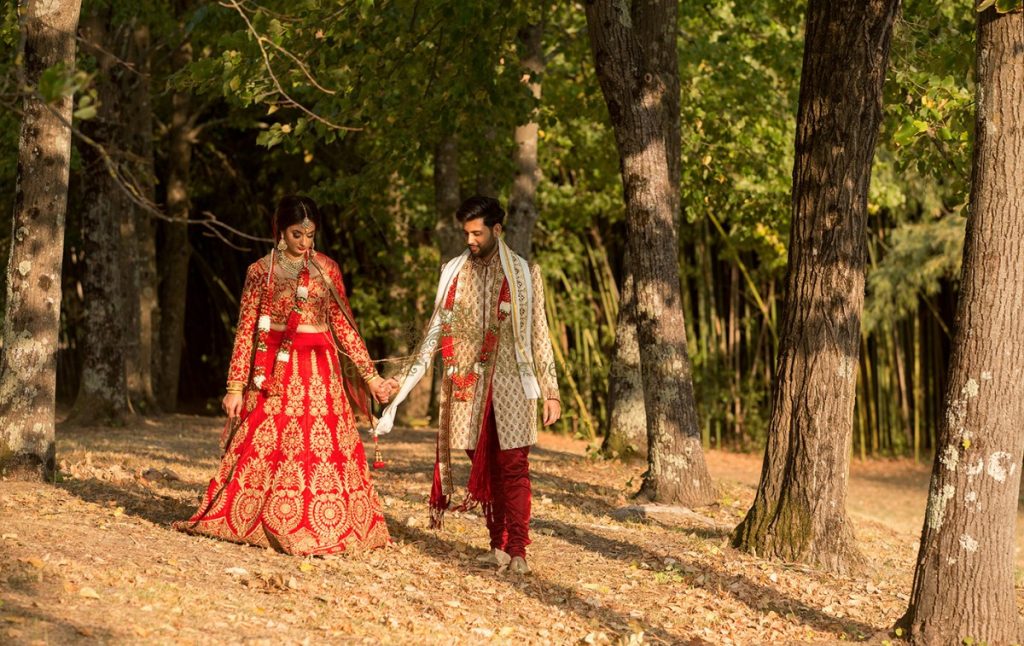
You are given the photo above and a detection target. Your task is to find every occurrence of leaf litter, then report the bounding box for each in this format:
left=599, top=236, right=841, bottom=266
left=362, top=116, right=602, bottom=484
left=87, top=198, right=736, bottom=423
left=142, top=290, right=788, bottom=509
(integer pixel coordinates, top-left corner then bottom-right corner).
left=1, top=414, right=1022, bottom=644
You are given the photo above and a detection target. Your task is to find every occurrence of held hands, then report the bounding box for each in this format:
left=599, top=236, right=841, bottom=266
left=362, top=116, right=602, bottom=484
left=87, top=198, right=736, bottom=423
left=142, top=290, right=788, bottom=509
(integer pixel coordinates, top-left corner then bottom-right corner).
left=370, top=377, right=401, bottom=405
left=543, top=399, right=561, bottom=427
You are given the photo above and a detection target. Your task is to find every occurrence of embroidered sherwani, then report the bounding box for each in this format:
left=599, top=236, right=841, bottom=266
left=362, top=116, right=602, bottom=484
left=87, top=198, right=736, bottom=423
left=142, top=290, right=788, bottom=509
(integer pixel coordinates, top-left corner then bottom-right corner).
left=444, top=251, right=560, bottom=449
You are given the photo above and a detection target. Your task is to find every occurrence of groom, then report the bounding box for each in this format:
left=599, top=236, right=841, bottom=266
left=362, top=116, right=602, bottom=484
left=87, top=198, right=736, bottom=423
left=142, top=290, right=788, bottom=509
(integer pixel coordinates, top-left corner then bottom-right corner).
left=376, top=195, right=560, bottom=573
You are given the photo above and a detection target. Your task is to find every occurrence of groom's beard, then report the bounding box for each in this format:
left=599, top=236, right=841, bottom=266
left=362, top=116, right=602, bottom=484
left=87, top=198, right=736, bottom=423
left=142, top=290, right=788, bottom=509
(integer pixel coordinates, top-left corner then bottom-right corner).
left=469, top=236, right=497, bottom=258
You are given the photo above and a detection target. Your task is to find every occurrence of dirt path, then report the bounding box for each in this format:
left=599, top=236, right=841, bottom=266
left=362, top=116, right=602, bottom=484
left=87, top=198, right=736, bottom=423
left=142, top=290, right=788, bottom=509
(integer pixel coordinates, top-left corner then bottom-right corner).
left=1, top=416, right=1021, bottom=644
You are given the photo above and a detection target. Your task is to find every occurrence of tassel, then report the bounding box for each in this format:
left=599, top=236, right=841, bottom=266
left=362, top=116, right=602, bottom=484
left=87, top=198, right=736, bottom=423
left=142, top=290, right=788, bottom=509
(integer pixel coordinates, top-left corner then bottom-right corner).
left=371, top=434, right=386, bottom=470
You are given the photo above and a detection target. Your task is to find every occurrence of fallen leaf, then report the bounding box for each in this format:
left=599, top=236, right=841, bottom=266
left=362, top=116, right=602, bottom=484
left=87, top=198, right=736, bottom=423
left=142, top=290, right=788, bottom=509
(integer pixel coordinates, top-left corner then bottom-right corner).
left=79, top=587, right=100, bottom=600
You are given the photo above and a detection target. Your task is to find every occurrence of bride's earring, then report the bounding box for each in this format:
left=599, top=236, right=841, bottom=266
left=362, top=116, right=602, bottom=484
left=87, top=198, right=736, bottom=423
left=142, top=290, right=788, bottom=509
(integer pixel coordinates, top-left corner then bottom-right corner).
left=277, top=237, right=287, bottom=252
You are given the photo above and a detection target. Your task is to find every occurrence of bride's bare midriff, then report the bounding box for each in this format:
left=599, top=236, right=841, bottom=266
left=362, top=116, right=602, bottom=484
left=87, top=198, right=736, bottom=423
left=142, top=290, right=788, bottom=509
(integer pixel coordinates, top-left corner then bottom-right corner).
left=269, top=323, right=329, bottom=333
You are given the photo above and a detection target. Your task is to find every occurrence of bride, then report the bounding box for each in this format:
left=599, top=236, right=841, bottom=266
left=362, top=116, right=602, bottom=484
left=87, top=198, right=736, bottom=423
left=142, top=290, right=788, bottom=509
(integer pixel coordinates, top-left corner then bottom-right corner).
left=175, top=195, right=396, bottom=555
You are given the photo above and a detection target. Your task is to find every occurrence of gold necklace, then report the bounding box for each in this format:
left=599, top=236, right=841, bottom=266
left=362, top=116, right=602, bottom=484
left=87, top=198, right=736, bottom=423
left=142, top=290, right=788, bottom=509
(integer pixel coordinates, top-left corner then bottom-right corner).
left=277, top=250, right=305, bottom=277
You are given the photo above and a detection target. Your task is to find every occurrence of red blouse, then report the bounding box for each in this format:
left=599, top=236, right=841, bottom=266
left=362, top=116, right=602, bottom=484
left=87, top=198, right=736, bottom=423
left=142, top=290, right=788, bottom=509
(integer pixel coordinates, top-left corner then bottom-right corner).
left=226, top=252, right=378, bottom=387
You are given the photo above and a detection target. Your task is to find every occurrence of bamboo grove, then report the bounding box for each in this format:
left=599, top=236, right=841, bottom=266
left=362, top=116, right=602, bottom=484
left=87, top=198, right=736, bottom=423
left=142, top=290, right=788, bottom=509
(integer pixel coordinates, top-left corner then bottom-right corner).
left=0, top=0, right=978, bottom=461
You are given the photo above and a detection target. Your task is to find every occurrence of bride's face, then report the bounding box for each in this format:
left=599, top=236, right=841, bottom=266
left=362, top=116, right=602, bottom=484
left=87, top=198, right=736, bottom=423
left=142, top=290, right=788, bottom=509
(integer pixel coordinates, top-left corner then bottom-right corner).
left=282, top=223, right=316, bottom=257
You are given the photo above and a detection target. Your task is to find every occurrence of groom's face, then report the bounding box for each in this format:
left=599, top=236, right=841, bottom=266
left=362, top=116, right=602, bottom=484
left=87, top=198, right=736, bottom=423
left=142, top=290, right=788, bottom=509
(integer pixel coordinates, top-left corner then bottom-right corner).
left=463, top=218, right=501, bottom=257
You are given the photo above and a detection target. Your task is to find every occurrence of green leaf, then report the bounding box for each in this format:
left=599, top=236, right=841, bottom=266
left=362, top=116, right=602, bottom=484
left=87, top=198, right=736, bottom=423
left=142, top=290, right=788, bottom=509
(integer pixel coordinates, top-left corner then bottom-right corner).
left=73, top=105, right=97, bottom=120
left=976, top=0, right=997, bottom=11
left=37, top=64, right=69, bottom=103
left=994, top=0, right=1023, bottom=12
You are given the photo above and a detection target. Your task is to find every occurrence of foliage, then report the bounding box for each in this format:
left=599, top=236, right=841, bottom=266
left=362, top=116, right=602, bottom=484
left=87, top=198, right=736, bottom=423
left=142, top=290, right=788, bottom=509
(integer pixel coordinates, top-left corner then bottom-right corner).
left=0, top=0, right=987, bottom=454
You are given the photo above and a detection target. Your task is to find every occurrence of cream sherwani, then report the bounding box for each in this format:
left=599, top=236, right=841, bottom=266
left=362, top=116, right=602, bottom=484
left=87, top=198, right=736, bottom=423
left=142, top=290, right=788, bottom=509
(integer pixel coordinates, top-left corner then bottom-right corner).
left=444, top=252, right=560, bottom=450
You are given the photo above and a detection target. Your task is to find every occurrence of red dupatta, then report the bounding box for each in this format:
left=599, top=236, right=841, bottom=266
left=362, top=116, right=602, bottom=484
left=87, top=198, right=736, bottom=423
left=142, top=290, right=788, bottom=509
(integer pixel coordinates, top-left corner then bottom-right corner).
left=309, top=255, right=373, bottom=422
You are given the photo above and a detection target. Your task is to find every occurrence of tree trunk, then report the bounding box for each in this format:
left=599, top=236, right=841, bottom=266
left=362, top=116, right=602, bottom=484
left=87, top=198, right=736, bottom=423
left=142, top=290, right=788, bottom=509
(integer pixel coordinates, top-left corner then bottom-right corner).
left=0, top=0, right=83, bottom=479
left=602, top=249, right=646, bottom=459
left=585, top=0, right=715, bottom=506
left=123, top=18, right=159, bottom=412
left=433, top=133, right=463, bottom=262
left=505, top=22, right=543, bottom=260
left=429, top=131, right=463, bottom=424
left=65, top=10, right=134, bottom=426
left=156, top=39, right=193, bottom=412
left=731, top=0, right=900, bottom=573
left=899, top=8, right=1024, bottom=644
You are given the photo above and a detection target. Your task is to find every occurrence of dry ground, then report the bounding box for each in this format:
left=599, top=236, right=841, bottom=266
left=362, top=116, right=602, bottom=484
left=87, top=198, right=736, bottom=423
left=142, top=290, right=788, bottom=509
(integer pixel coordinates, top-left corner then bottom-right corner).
left=2, top=415, right=1022, bottom=645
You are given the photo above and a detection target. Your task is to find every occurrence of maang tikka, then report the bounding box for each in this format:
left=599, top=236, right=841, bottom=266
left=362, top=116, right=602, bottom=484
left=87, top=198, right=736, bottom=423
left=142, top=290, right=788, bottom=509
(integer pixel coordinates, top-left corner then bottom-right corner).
left=300, top=203, right=313, bottom=232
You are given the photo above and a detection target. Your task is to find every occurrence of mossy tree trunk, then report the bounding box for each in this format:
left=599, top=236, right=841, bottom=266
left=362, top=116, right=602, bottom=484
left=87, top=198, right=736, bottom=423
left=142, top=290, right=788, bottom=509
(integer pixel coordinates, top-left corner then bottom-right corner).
left=602, top=249, right=646, bottom=460
left=65, top=7, right=134, bottom=426
left=0, top=0, right=84, bottom=479
left=731, top=0, right=900, bottom=573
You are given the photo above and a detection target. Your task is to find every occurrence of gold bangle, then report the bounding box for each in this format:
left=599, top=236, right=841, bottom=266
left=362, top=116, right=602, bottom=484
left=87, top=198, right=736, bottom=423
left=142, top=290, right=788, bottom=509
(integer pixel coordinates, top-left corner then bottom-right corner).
left=226, top=384, right=244, bottom=394
left=366, top=374, right=381, bottom=385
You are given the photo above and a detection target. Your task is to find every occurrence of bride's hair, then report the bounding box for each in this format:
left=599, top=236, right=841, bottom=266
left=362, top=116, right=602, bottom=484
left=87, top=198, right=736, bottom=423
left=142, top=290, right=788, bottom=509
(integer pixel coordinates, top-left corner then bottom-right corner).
left=272, top=195, right=321, bottom=238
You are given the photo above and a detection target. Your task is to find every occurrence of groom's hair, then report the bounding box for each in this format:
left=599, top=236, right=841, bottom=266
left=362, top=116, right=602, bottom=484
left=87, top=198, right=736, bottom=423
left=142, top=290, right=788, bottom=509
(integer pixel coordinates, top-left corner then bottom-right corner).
left=456, top=195, right=505, bottom=228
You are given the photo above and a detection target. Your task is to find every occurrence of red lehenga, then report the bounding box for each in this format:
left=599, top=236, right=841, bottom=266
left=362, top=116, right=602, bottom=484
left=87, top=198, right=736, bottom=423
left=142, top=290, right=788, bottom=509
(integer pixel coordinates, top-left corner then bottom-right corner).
left=174, top=251, right=390, bottom=555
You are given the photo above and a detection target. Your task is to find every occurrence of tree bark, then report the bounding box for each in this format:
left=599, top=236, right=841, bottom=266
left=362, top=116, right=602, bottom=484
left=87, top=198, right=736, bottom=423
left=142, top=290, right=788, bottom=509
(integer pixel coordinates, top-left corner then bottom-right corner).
left=434, top=133, right=463, bottom=262
left=899, top=8, right=1024, bottom=644
left=123, top=18, right=159, bottom=412
left=156, top=38, right=193, bottom=412
left=0, top=0, right=83, bottom=479
left=585, top=0, right=715, bottom=506
left=731, top=0, right=900, bottom=573
left=65, top=9, right=135, bottom=426
left=429, top=131, right=464, bottom=424
left=505, top=22, right=543, bottom=260
left=602, top=249, right=647, bottom=459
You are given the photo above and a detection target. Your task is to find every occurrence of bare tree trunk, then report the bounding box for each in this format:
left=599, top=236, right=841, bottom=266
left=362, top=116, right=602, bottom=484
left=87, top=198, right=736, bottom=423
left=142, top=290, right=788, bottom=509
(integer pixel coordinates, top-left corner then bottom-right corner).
left=899, top=8, right=1024, bottom=644
left=123, top=18, right=159, bottom=412
left=585, top=0, right=715, bottom=506
left=0, top=0, right=83, bottom=479
left=505, top=22, right=543, bottom=260
left=65, top=9, right=133, bottom=426
left=156, top=39, right=193, bottom=412
left=731, top=0, right=900, bottom=573
left=429, top=131, right=463, bottom=424
left=602, top=249, right=646, bottom=459
left=434, top=133, right=463, bottom=262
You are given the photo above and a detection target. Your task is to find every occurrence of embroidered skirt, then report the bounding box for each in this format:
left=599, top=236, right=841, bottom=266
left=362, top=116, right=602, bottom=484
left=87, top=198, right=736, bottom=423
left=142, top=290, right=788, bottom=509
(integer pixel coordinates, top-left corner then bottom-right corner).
left=174, top=331, right=390, bottom=555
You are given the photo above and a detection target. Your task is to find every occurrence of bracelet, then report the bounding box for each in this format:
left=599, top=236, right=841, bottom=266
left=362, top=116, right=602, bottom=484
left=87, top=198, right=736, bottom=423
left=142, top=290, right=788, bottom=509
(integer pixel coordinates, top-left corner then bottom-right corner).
left=366, top=374, right=381, bottom=385
left=226, top=382, right=245, bottom=394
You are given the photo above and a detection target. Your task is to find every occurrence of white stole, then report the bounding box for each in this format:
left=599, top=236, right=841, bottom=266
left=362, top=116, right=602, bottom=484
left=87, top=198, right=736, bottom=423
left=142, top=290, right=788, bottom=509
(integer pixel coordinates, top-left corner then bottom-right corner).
left=374, top=239, right=539, bottom=435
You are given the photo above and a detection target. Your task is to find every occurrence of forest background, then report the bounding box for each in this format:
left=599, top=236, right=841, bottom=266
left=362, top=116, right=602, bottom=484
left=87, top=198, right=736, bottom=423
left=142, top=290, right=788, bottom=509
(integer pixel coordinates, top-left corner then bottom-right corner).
left=0, top=0, right=975, bottom=458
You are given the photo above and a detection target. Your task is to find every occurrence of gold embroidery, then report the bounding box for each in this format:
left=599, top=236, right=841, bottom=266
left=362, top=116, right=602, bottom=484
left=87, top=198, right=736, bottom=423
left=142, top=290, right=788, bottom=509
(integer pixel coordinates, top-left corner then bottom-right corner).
left=309, top=416, right=332, bottom=460
left=336, top=421, right=359, bottom=457
left=280, top=417, right=303, bottom=457
left=266, top=490, right=303, bottom=534
left=251, top=415, right=278, bottom=457
left=343, top=457, right=364, bottom=493
left=328, top=361, right=345, bottom=416
left=310, top=461, right=343, bottom=493
left=348, top=489, right=371, bottom=539
left=310, top=492, right=349, bottom=542
left=284, top=353, right=305, bottom=417
left=238, top=456, right=271, bottom=492
left=230, top=489, right=264, bottom=536
left=308, top=351, right=329, bottom=417
left=263, top=395, right=282, bottom=416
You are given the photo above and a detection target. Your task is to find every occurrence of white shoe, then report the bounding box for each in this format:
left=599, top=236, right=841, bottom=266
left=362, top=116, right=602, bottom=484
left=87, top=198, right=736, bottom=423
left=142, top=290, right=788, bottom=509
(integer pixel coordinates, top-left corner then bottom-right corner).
left=509, top=556, right=531, bottom=574
left=476, top=548, right=511, bottom=567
